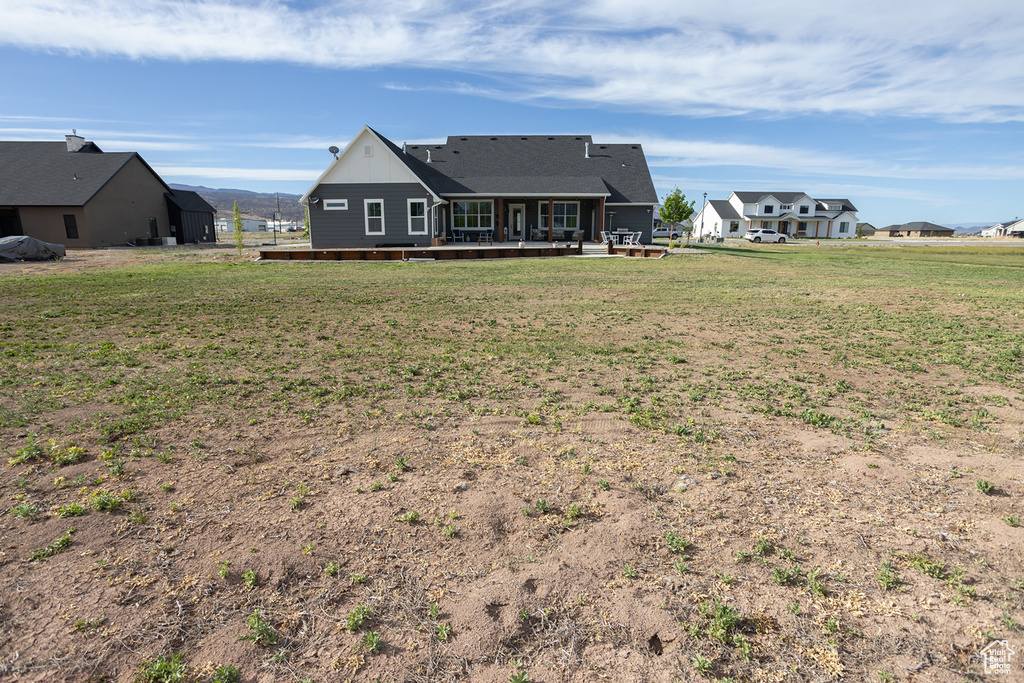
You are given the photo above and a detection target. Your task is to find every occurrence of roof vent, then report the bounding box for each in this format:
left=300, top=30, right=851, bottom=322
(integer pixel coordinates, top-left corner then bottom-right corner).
left=521, top=137, right=528, bottom=140
left=547, top=137, right=554, bottom=140
left=402, top=142, right=407, bottom=153
left=585, top=142, right=590, bottom=159
left=490, top=137, right=497, bottom=140
left=426, top=150, right=432, bottom=163
left=460, top=137, right=468, bottom=141
left=66, top=133, right=86, bottom=152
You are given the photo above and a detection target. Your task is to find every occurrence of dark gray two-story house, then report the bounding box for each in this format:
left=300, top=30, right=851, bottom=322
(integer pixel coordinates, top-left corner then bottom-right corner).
left=300, top=125, right=659, bottom=249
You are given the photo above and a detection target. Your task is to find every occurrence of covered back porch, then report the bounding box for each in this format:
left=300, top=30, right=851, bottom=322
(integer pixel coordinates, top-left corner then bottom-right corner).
left=441, top=195, right=642, bottom=244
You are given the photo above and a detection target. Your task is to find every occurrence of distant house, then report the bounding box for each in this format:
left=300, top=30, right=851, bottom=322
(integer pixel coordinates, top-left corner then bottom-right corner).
left=0, top=135, right=175, bottom=247
left=876, top=222, right=955, bottom=237
left=857, top=222, right=876, bottom=236
left=693, top=192, right=859, bottom=240
left=980, top=219, right=1023, bottom=237
left=166, top=190, right=217, bottom=244
left=215, top=218, right=268, bottom=232
left=300, top=125, right=658, bottom=248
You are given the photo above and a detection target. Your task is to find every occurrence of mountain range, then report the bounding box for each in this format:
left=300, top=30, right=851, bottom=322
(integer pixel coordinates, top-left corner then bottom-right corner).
left=169, top=184, right=304, bottom=223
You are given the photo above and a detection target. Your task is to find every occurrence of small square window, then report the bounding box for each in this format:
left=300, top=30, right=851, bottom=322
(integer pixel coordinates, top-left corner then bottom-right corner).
left=363, top=144, right=373, bottom=157
left=763, top=205, right=774, bottom=214
left=799, top=205, right=809, bottom=214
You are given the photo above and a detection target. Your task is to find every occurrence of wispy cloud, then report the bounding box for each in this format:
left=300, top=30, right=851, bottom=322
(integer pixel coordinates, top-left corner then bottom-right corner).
left=152, top=165, right=320, bottom=181
left=624, top=135, right=1024, bottom=181
left=3, top=1, right=1022, bottom=122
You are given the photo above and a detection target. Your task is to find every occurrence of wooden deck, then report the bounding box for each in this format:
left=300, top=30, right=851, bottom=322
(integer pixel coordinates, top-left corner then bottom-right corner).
left=258, top=242, right=666, bottom=261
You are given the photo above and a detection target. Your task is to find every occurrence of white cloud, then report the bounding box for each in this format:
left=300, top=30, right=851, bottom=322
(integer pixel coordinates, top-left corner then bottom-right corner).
left=2, top=1, right=1022, bottom=121
left=621, top=135, right=1024, bottom=181
left=153, top=165, right=320, bottom=181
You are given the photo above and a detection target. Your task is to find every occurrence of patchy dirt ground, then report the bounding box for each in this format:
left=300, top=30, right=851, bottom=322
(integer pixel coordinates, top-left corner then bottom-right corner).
left=0, top=247, right=1022, bottom=682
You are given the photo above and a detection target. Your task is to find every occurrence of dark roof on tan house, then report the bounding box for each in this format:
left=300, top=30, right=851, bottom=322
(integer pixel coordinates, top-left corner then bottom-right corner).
left=371, top=128, right=658, bottom=205
left=0, top=140, right=170, bottom=206
left=880, top=221, right=953, bottom=232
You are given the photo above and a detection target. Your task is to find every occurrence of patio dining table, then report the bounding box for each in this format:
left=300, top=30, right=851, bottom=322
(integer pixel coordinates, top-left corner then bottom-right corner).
left=456, top=228, right=494, bottom=244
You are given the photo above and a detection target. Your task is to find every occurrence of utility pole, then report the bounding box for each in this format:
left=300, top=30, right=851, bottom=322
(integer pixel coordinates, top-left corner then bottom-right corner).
left=274, top=193, right=281, bottom=245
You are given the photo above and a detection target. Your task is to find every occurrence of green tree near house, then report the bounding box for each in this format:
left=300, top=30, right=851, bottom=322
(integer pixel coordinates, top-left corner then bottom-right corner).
left=232, top=201, right=244, bottom=254
left=303, top=206, right=310, bottom=240
left=659, top=187, right=696, bottom=244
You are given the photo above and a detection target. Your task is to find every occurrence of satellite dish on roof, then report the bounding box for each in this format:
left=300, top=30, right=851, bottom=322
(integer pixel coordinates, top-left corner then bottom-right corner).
left=328, top=146, right=340, bottom=159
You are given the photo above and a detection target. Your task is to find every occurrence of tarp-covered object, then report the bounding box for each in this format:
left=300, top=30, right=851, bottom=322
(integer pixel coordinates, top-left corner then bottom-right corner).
left=0, top=236, right=66, bottom=262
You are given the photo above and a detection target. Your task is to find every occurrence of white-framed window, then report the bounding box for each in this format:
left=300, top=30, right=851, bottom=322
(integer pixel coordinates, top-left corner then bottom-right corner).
left=781, top=204, right=793, bottom=211
left=799, top=205, right=809, bottom=214
left=763, top=205, right=774, bottom=214
left=364, top=199, right=384, bottom=235
left=761, top=220, right=773, bottom=229
left=538, top=201, right=579, bottom=229
left=839, top=221, right=849, bottom=233
left=408, top=199, right=427, bottom=235
left=452, top=201, right=493, bottom=229
left=829, top=203, right=843, bottom=211
left=324, top=199, right=348, bottom=211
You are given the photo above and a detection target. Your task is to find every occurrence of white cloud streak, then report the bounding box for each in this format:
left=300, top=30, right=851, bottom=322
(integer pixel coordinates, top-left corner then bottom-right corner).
left=612, top=135, right=1024, bottom=181
left=2, top=1, right=1022, bottom=122
left=153, top=165, right=320, bottom=181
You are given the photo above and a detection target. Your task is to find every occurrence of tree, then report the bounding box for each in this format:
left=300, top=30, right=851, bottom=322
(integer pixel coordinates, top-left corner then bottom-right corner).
left=659, top=187, right=696, bottom=243
left=302, top=205, right=310, bottom=240
left=232, top=201, right=244, bottom=254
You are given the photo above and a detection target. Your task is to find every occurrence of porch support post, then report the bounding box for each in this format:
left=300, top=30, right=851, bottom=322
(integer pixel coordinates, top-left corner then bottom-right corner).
left=597, top=197, right=605, bottom=242
left=827, top=220, right=832, bottom=238
left=497, top=198, right=504, bottom=243
left=548, top=198, right=554, bottom=242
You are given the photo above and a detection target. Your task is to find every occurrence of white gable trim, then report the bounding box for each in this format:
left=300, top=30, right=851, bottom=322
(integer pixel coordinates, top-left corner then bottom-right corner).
left=301, top=125, right=439, bottom=205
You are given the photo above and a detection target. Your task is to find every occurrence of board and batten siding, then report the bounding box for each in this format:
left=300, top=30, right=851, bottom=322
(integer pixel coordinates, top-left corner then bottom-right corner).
left=606, top=205, right=654, bottom=242
left=309, top=183, right=432, bottom=248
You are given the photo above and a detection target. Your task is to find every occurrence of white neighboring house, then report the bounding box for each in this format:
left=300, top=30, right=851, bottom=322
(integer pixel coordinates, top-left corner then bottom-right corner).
left=693, top=192, right=859, bottom=240
left=980, top=218, right=1023, bottom=237
left=215, top=218, right=268, bottom=232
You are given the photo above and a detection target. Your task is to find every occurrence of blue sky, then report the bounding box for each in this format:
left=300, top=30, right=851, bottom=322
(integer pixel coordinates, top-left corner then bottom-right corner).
left=2, top=0, right=1023, bottom=227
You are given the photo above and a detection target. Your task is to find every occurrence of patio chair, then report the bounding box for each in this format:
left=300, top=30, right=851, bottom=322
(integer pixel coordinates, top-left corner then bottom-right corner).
left=600, top=231, right=614, bottom=244
left=623, top=232, right=641, bottom=246
left=451, top=229, right=464, bottom=243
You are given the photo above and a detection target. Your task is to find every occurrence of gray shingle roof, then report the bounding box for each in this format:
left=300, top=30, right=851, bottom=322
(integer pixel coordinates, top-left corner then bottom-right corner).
left=733, top=191, right=810, bottom=205
left=376, top=131, right=657, bottom=205
left=816, top=198, right=859, bottom=212
left=708, top=199, right=741, bottom=220
left=166, top=190, right=216, bottom=213
left=0, top=141, right=164, bottom=206
left=880, top=222, right=952, bottom=231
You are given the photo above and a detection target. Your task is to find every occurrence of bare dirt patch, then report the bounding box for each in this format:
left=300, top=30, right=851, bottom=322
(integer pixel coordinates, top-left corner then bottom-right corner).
left=1, top=246, right=1022, bottom=682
